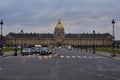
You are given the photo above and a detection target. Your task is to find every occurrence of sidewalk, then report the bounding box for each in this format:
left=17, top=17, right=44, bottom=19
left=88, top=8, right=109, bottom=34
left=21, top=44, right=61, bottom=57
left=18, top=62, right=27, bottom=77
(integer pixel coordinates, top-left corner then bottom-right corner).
left=79, top=49, right=120, bottom=60
left=3, top=51, right=14, bottom=57
left=94, top=51, right=120, bottom=60
left=0, top=51, right=20, bottom=57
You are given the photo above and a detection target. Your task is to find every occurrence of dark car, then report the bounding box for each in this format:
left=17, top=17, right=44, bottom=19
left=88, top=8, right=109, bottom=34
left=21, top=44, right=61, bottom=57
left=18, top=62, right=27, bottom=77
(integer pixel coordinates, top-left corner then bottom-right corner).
left=48, top=48, right=53, bottom=54
left=40, top=47, right=49, bottom=55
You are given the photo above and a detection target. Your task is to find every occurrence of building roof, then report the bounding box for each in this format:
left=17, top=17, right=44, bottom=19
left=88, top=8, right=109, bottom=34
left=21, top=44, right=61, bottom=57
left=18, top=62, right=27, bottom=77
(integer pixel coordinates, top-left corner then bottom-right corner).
left=6, top=32, right=112, bottom=39
left=6, top=33, right=54, bottom=38
left=65, top=33, right=112, bottom=39
left=55, top=18, right=64, bottom=29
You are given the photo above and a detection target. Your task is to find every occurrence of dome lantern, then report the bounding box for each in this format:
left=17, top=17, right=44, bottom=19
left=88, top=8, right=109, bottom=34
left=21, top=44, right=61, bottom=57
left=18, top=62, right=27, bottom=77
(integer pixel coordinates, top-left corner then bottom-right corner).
left=55, top=18, right=64, bottom=29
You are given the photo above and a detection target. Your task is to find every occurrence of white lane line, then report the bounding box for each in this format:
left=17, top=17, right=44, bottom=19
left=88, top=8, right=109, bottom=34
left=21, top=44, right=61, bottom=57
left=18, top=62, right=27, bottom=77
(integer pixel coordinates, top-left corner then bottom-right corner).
left=83, top=56, right=87, bottom=58
left=66, top=56, right=70, bottom=58
left=72, top=56, right=76, bottom=58
left=60, top=56, right=64, bottom=58
left=49, top=55, right=53, bottom=58
left=77, top=56, right=82, bottom=58
left=88, top=56, right=93, bottom=58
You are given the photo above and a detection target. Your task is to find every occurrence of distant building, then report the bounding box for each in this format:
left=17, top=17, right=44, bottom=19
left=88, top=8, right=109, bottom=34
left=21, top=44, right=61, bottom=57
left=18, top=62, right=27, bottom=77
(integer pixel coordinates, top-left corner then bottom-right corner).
left=5, top=19, right=112, bottom=47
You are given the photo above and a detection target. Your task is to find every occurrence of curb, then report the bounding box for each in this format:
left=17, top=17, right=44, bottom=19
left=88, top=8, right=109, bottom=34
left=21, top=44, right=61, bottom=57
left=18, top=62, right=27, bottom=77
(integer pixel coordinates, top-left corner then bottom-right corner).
left=94, top=52, right=120, bottom=60
left=2, top=54, right=14, bottom=57
left=94, top=53, right=112, bottom=58
left=0, top=51, right=21, bottom=57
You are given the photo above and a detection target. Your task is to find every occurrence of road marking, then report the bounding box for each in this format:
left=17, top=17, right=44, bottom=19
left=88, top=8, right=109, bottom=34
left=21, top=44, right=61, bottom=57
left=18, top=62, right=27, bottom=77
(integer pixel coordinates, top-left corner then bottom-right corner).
left=60, top=56, right=64, bottom=58
left=49, top=55, right=52, bottom=58
left=23, top=55, right=106, bottom=59
left=83, top=56, right=87, bottom=58
left=77, top=56, right=82, bottom=58
left=88, top=56, right=93, bottom=58
left=66, top=56, right=70, bottom=58
left=71, top=56, right=76, bottom=58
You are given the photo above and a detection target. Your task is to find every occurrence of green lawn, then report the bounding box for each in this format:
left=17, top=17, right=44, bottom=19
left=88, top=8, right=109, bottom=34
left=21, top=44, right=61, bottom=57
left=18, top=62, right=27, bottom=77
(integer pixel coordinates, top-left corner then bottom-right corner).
left=3, top=47, right=20, bottom=52
left=95, top=47, right=120, bottom=54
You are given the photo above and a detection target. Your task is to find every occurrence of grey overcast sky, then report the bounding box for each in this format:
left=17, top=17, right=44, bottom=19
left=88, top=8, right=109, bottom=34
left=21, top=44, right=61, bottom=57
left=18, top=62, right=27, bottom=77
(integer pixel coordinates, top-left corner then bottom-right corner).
left=0, top=0, right=120, bottom=39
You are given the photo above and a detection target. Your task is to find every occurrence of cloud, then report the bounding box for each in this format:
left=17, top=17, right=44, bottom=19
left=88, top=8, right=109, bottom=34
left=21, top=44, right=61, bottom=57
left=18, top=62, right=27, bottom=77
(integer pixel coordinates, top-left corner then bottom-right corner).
left=0, top=0, right=120, bottom=39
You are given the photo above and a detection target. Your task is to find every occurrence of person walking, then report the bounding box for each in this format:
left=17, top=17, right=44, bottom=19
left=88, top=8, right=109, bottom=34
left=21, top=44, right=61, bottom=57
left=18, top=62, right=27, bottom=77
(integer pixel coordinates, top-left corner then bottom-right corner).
left=14, top=48, right=17, bottom=56
left=0, top=48, right=3, bottom=56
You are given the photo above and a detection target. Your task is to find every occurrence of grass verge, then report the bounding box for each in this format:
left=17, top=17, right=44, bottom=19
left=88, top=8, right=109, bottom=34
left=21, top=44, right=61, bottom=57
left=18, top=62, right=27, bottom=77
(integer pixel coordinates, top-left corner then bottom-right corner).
left=3, top=47, right=20, bottom=52
left=95, top=47, right=120, bottom=54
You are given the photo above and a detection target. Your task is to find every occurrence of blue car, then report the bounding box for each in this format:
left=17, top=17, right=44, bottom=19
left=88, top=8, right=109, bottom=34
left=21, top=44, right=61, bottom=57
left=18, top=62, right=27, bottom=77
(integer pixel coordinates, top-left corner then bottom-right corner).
left=34, top=47, right=40, bottom=54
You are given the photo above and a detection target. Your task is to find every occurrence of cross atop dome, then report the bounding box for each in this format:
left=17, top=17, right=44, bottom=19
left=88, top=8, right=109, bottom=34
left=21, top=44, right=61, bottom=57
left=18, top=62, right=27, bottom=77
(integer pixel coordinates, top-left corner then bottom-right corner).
left=58, top=18, right=61, bottom=24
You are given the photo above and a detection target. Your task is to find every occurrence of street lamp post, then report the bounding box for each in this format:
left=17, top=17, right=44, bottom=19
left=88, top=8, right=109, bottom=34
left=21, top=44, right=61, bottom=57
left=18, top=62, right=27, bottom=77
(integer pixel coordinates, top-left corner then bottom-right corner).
left=85, top=38, right=88, bottom=52
left=21, top=30, right=23, bottom=54
left=111, top=19, right=116, bottom=57
left=14, top=34, right=18, bottom=56
left=0, top=20, right=3, bottom=56
left=93, top=30, right=95, bottom=53
left=15, top=34, right=16, bottom=48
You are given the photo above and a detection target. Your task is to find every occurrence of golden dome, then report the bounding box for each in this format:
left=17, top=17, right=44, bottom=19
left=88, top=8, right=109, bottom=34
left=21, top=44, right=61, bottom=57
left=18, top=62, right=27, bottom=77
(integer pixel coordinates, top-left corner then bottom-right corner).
left=55, top=18, right=64, bottom=29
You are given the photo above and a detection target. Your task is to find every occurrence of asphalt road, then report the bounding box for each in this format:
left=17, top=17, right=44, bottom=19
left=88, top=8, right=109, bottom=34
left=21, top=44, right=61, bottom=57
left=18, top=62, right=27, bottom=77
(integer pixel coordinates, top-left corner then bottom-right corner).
left=0, top=48, right=120, bottom=80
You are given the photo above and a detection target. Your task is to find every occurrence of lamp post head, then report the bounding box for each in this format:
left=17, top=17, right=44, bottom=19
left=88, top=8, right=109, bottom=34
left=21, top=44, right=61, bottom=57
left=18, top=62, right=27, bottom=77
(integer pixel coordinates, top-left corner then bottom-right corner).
left=93, top=30, right=95, bottom=34
left=21, top=30, right=23, bottom=33
left=0, top=20, right=3, bottom=25
left=112, top=19, right=115, bottom=24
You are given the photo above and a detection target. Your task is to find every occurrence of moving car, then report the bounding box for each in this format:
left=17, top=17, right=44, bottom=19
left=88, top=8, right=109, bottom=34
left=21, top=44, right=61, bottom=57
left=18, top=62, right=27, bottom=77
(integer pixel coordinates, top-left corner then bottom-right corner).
left=34, top=47, right=40, bottom=54
left=40, top=47, right=49, bottom=55
left=48, top=48, right=53, bottom=54
left=22, top=48, right=32, bottom=56
left=33, top=45, right=42, bottom=54
left=25, top=48, right=33, bottom=55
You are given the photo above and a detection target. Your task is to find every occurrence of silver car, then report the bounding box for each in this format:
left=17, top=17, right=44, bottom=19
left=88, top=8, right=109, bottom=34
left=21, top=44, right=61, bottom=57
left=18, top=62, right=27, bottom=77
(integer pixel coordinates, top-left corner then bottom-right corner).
left=22, top=48, right=32, bottom=56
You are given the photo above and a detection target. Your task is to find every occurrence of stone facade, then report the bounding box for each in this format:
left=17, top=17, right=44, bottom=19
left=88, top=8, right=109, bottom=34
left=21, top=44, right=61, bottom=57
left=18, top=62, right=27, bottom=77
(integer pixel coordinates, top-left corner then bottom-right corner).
left=5, top=19, right=112, bottom=47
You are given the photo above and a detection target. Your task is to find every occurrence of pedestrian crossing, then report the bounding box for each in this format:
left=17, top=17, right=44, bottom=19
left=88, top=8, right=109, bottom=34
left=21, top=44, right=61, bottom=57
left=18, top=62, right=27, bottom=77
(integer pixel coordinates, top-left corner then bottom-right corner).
left=59, top=55, right=106, bottom=59
left=0, top=54, right=107, bottom=59
left=28, top=55, right=107, bottom=59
